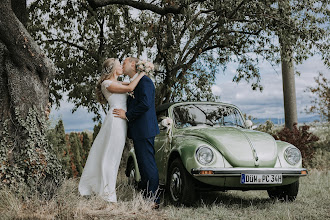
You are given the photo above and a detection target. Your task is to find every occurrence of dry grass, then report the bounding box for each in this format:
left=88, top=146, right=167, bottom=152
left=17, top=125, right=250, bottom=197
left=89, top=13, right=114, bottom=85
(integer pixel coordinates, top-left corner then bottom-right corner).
left=1, top=169, right=329, bottom=220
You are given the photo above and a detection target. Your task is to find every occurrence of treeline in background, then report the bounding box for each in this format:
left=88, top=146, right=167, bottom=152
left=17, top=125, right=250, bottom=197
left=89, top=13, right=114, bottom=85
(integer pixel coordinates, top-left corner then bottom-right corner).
left=46, top=120, right=102, bottom=178
left=48, top=118, right=329, bottom=178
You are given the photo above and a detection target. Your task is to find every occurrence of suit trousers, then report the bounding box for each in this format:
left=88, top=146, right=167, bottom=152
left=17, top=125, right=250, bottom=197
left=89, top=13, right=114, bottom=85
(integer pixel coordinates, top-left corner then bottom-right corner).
left=133, top=137, right=160, bottom=204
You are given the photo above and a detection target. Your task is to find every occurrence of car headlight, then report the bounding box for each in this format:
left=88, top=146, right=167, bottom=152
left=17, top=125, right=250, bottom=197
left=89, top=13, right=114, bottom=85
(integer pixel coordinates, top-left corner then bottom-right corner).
left=284, top=146, right=301, bottom=165
left=196, top=146, right=214, bottom=165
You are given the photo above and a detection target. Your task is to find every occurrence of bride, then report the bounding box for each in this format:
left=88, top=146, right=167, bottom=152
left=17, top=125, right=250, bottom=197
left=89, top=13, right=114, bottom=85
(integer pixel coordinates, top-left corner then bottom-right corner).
left=78, top=58, right=145, bottom=202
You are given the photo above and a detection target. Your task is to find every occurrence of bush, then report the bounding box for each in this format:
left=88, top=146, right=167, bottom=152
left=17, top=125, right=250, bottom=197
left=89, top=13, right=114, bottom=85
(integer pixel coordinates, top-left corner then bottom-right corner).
left=273, top=123, right=319, bottom=167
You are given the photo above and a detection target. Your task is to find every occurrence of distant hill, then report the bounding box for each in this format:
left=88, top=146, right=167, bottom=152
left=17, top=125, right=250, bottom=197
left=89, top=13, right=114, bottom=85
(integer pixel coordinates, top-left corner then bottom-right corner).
left=64, top=115, right=322, bottom=133
left=252, top=115, right=321, bottom=125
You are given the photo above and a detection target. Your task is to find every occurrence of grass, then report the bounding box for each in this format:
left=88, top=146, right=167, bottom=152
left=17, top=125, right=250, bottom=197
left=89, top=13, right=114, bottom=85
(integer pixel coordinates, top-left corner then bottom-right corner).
left=0, top=169, right=329, bottom=220
left=2, top=124, right=329, bottom=219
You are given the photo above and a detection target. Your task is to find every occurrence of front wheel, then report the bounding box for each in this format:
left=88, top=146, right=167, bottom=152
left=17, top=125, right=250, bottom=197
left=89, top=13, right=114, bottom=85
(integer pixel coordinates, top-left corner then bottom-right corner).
left=167, top=158, right=196, bottom=206
left=267, top=180, right=299, bottom=201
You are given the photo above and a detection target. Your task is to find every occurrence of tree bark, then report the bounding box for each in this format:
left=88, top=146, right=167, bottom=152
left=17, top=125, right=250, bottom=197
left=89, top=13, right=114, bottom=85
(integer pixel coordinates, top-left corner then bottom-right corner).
left=11, top=0, right=27, bottom=26
left=280, top=40, right=298, bottom=130
left=0, top=0, right=62, bottom=187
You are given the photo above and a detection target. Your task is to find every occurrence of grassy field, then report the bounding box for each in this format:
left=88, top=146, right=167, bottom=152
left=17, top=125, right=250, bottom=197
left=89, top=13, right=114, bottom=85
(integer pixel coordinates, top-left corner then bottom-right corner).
left=1, top=169, right=329, bottom=220
left=1, top=124, right=329, bottom=219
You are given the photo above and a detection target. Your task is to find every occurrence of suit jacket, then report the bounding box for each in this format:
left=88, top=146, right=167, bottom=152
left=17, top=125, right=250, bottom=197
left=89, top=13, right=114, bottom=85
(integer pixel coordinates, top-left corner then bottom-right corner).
left=126, top=75, right=160, bottom=140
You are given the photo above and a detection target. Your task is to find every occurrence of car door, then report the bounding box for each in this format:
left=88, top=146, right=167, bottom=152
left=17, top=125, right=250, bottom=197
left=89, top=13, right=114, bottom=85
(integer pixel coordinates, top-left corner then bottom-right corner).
left=154, top=110, right=170, bottom=185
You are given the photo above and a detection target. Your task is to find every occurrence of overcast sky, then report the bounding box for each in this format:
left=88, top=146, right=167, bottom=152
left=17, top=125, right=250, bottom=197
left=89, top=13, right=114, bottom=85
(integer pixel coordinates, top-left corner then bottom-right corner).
left=48, top=55, right=329, bottom=131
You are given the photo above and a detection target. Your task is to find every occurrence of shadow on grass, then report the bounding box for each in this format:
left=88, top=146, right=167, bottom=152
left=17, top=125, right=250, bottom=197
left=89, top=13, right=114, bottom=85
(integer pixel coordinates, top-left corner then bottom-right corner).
left=197, top=191, right=273, bottom=208
left=160, top=190, right=276, bottom=209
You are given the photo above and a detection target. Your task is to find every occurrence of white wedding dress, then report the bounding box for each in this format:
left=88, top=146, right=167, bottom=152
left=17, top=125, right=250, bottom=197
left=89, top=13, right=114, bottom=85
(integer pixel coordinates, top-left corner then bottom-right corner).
left=78, top=80, right=127, bottom=202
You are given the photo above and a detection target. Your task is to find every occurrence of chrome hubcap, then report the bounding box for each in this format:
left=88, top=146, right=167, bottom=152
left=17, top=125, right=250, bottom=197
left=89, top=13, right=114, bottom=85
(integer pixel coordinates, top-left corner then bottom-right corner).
left=170, top=167, right=182, bottom=202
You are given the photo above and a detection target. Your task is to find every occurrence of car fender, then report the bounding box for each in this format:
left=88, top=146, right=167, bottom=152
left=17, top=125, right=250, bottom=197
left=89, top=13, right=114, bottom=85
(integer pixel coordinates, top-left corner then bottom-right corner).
left=165, top=136, right=225, bottom=184
left=275, top=140, right=303, bottom=168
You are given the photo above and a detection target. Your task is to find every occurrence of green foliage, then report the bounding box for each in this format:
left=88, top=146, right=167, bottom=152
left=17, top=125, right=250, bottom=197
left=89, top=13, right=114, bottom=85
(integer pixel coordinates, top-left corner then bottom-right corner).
left=273, top=124, right=319, bottom=167
left=46, top=119, right=71, bottom=176
left=92, top=121, right=102, bottom=142
left=28, top=1, right=141, bottom=121
left=305, top=72, right=330, bottom=122
left=0, top=106, right=64, bottom=190
left=27, top=0, right=329, bottom=117
left=256, top=120, right=278, bottom=136
left=69, top=133, right=83, bottom=177
left=81, top=132, right=91, bottom=167
left=46, top=120, right=95, bottom=178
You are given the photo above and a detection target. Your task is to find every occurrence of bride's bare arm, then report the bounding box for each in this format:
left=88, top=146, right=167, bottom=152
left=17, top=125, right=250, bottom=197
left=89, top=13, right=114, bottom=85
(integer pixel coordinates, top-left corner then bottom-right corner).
left=106, top=73, right=145, bottom=93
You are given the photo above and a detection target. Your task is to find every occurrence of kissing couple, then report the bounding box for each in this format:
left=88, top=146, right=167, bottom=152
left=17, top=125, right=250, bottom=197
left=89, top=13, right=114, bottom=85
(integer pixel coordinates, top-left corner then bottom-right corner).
left=78, top=57, right=160, bottom=208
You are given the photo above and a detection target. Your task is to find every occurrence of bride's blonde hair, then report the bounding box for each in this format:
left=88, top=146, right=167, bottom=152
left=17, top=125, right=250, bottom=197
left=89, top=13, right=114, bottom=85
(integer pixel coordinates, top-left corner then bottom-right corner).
left=95, top=58, right=118, bottom=104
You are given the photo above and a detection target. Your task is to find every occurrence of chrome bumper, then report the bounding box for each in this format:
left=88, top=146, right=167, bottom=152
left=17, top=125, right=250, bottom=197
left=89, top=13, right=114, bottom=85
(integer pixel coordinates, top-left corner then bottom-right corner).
left=191, top=168, right=308, bottom=177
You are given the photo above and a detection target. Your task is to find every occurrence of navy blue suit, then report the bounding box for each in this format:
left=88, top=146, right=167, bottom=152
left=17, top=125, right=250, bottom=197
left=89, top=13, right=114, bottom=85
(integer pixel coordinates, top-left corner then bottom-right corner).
left=126, top=75, right=160, bottom=203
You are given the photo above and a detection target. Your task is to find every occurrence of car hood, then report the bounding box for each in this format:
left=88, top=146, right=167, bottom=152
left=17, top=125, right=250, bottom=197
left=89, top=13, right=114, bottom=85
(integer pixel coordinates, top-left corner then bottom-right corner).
left=175, top=126, right=277, bottom=167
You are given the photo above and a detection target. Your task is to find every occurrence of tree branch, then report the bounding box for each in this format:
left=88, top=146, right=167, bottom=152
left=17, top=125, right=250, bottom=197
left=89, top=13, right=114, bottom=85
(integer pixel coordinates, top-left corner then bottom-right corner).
left=228, top=0, right=249, bottom=18
left=87, top=0, right=207, bottom=15
left=46, top=39, right=87, bottom=53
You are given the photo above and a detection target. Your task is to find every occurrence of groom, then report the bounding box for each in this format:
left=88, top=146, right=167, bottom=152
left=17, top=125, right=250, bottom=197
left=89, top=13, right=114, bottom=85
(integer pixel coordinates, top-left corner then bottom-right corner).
left=113, top=57, right=160, bottom=206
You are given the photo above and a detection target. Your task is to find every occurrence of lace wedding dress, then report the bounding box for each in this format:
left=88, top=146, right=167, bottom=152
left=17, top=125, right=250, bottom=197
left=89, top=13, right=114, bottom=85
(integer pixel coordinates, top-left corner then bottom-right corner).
left=79, top=80, right=127, bottom=202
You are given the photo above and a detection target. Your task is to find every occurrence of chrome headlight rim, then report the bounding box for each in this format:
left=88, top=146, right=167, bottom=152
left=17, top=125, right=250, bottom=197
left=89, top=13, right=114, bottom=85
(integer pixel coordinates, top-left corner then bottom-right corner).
left=284, top=146, right=301, bottom=165
left=195, top=145, right=214, bottom=165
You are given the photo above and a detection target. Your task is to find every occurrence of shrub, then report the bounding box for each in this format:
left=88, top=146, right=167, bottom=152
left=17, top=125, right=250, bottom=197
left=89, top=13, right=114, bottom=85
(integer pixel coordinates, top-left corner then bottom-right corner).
left=273, top=123, right=319, bottom=167
left=256, top=120, right=278, bottom=136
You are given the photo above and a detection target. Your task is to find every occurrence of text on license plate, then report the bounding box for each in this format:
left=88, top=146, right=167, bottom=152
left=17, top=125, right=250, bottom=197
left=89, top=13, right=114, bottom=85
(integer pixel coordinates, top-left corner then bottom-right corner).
left=240, top=174, right=282, bottom=184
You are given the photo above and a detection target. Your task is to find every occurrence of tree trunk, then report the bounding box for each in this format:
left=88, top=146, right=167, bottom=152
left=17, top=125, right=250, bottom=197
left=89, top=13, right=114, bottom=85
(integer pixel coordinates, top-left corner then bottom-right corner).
left=280, top=40, right=298, bottom=130
left=0, top=0, right=62, bottom=188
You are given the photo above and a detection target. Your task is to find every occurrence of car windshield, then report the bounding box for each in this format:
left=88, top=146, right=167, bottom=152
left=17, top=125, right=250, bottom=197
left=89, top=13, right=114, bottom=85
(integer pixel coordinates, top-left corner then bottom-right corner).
left=173, top=104, right=245, bottom=129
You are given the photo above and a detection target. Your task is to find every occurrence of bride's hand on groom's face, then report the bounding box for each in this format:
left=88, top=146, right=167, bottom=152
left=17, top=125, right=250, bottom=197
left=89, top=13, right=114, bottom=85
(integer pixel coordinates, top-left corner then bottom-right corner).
left=113, top=108, right=126, bottom=119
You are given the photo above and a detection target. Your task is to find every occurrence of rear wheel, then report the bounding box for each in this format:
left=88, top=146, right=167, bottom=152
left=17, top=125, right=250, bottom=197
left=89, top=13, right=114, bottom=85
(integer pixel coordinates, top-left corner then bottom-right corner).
left=267, top=180, right=299, bottom=201
left=167, top=158, right=197, bottom=206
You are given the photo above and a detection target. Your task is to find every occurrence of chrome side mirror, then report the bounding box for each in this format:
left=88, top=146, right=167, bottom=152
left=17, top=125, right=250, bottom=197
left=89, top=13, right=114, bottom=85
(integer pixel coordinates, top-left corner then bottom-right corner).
left=245, top=120, right=253, bottom=129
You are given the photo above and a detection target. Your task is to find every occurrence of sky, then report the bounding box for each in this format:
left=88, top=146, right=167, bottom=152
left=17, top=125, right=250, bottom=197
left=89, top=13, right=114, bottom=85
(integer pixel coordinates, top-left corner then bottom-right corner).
left=48, top=55, right=329, bottom=132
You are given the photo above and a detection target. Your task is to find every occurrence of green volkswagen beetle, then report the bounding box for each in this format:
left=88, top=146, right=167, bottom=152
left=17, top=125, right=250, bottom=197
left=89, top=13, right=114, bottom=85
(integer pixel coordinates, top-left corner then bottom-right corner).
left=125, top=102, right=307, bottom=205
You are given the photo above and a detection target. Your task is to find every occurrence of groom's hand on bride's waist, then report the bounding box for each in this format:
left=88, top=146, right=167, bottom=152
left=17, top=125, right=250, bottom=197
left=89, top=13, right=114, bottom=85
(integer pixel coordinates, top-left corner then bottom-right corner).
left=113, top=109, right=128, bottom=121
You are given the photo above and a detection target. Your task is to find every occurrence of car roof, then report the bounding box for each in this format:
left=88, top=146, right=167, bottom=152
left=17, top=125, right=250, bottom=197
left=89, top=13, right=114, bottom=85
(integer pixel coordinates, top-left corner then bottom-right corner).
left=156, top=102, right=176, bottom=113
left=156, top=101, right=239, bottom=113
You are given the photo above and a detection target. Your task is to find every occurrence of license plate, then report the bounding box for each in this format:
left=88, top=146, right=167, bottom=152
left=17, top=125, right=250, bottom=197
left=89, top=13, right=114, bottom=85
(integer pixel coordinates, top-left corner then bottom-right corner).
left=240, top=174, right=282, bottom=184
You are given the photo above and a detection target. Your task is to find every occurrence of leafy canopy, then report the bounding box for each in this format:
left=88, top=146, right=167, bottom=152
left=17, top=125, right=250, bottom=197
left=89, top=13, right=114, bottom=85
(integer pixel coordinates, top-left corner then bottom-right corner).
left=28, top=0, right=329, bottom=120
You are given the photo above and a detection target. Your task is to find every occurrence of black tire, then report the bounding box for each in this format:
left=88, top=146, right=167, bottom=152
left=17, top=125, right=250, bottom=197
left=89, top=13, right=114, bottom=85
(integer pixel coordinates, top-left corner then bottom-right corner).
left=267, top=180, right=299, bottom=201
left=167, top=158, right=196, bottom=206
left=126, top=160, right=138, bottom=189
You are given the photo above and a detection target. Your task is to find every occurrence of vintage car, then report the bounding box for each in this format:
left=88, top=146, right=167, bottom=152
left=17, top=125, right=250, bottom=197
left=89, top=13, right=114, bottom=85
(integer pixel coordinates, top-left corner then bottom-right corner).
left=125, top=102, right=307, bottom=205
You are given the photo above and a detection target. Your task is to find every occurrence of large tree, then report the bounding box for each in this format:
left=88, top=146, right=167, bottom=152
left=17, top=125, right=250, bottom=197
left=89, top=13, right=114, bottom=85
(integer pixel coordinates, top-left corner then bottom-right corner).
left=0, top=0, right=63, bottom=188
left=29, top=0, right=329, bottom=121
left=28, top=1, right=144, bottom=120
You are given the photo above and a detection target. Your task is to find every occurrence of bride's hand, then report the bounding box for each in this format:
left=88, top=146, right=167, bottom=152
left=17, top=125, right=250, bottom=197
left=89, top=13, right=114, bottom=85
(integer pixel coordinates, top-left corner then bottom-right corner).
left=139, top=72, right=146, bottom=76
